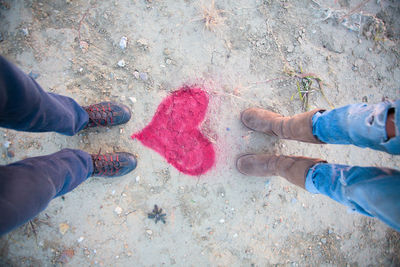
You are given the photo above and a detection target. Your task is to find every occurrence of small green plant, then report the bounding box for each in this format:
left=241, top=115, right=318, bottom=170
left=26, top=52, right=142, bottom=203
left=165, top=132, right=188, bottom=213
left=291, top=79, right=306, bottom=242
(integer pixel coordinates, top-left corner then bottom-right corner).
left=285, top=66, right=334, bottom=111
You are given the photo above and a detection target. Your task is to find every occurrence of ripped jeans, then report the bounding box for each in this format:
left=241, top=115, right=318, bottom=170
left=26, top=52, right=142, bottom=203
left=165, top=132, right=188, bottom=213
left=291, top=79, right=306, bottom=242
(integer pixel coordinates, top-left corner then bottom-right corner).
left=305, top=100, right=400, bottom=231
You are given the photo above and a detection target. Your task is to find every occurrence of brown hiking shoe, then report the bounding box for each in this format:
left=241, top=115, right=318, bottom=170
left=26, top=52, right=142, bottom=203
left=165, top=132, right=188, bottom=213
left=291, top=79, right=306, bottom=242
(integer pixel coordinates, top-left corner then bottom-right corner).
left=236, top=154, right=326, bottom=188
left=241, top=108, right=324, bottom=144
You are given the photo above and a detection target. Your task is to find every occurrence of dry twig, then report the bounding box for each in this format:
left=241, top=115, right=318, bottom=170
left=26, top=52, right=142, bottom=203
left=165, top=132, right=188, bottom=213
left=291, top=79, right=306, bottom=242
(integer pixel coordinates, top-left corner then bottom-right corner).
left=194, top=0, right=227, bottom=32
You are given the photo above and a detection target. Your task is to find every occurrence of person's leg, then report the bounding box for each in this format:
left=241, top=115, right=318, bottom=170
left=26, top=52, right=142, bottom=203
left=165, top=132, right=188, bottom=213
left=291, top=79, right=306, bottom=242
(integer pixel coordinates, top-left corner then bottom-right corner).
left=312, top=100, right=400, bottom=154
left=0, top=149, right=92, bottom=235
left=0, top=56, right=132, bottom=135
left=240, top=100, right=399, bottom=154
left=237, top=154, right=325, bottom=188
left=237, top=154, right=400, bottom=231
left=0, top=148, right=137, bottom=236
left=0, top=56, right=89, bottom=135
left=305, top=163, right=400, bottom=231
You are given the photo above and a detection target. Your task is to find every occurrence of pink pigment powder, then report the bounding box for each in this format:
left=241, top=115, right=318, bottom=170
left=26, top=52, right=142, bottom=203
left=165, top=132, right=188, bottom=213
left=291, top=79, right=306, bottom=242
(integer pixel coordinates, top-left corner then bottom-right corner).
left=131, top=86, right=215, bottom=176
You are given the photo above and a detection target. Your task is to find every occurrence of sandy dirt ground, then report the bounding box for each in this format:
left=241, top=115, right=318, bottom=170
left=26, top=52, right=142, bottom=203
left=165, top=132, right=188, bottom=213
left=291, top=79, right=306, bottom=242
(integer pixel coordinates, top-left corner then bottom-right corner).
left=0, top=0, right=399, bottom=266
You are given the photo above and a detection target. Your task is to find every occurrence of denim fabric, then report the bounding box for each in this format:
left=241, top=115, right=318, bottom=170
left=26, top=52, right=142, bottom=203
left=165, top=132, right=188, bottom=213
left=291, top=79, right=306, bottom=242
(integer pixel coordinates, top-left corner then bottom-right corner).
left=0, top=56, right=93, bottom=235
left=0, top=56, right=89, bottom=135
left=312, top=100, right=400, bottom=154
left=306, top=163, right=400, bottom=231
left=306, top=100, right=400, bottom=231
left=0, top=149, right=93, bottom=235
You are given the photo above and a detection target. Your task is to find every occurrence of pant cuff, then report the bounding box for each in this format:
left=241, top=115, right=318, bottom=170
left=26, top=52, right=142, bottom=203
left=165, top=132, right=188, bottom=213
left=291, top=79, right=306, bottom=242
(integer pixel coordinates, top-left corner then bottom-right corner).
left=305, top=163, right=322, bottom=194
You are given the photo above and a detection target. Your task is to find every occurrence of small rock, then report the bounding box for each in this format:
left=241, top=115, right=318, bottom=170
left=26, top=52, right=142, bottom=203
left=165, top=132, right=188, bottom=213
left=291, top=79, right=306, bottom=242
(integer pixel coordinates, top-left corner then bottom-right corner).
left=139, top=72, right=148, bottom=81
left=7, top=150, right=14, bottom=158
left=146, top=229, right=153, bottom=235
left=117, top=59, right=126, bottom=67
left=119, top=36, right=128, bottom=50
left=165, top=58, right=172, bottom=65
left=137, top=38, right=148, bottom=48
left=321, top=33, right=344, bottom=53
left=79, top=40, right=89, bottom=52
left=59, top=223, right=70, bottom=235
left=163, top=48, right=171, bottom=55
left=133, top=71, right=140, bottom=79
left=22, top=28, right=29, bottom=36
left=129, top=97, right=137, bottom=104
left=28, top=71, right=40, bottom=80
left=287, top=44, right=294, bottom=53
left=3, top=141, right=10, bottom=148
left=114, top=206, right=123, bottom=215
left=77, top=236, right=84, bottom=243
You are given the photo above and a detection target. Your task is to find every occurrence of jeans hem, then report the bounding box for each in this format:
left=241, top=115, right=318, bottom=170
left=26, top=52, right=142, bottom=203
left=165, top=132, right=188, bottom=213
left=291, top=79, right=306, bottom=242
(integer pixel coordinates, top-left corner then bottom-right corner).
left=305, top=163, right=321, bottom=194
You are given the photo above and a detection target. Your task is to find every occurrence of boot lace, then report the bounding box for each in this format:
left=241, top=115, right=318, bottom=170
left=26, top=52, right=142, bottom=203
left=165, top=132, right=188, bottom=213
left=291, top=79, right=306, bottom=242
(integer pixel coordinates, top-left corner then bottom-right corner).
left=91, top=149, right=121, bottom=176
left=84, top=103, right=114, bottom=127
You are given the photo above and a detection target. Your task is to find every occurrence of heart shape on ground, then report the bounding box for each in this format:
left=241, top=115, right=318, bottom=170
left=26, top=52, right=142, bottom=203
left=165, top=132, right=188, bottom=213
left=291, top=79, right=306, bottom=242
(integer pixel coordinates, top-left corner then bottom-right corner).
left=131, top=86, right=215, bottom=175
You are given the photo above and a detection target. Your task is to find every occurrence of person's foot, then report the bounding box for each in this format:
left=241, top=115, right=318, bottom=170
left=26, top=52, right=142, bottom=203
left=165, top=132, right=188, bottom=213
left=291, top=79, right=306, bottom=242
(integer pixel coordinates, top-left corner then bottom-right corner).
left=91, top=152, right=137, bottom=177
left=236, top=154, right=325, bottom=188
left=83, top=102, right=131, bottom=128
left=240, top=108, right=324, bottom=144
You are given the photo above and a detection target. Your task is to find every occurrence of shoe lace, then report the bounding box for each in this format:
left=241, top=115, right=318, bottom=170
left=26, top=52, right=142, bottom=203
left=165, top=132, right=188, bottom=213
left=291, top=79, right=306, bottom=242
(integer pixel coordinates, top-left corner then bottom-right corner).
left=92, top=149, right=121, bottom=176
left=85, top=103, right=114, bottom=126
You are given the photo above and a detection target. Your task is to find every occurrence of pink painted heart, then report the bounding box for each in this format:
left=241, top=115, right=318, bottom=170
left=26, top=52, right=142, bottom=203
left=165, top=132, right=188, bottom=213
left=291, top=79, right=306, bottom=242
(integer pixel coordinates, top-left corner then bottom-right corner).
left=131, top=86, right=215, bottom=175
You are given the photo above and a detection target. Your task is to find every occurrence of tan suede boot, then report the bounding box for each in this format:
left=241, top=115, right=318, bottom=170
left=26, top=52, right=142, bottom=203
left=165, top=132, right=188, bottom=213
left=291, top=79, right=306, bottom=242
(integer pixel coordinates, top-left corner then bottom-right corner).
left=236, top=154, right=326, bottom=189
left=241, top=108, right=324, bottom=144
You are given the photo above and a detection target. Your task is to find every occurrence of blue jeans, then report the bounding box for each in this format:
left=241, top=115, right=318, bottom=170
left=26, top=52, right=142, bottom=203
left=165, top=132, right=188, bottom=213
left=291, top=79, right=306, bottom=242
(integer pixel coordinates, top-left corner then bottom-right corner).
left=0, top=56, right=93, bottom=235
left=305, top=101, right=400, bottom=231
